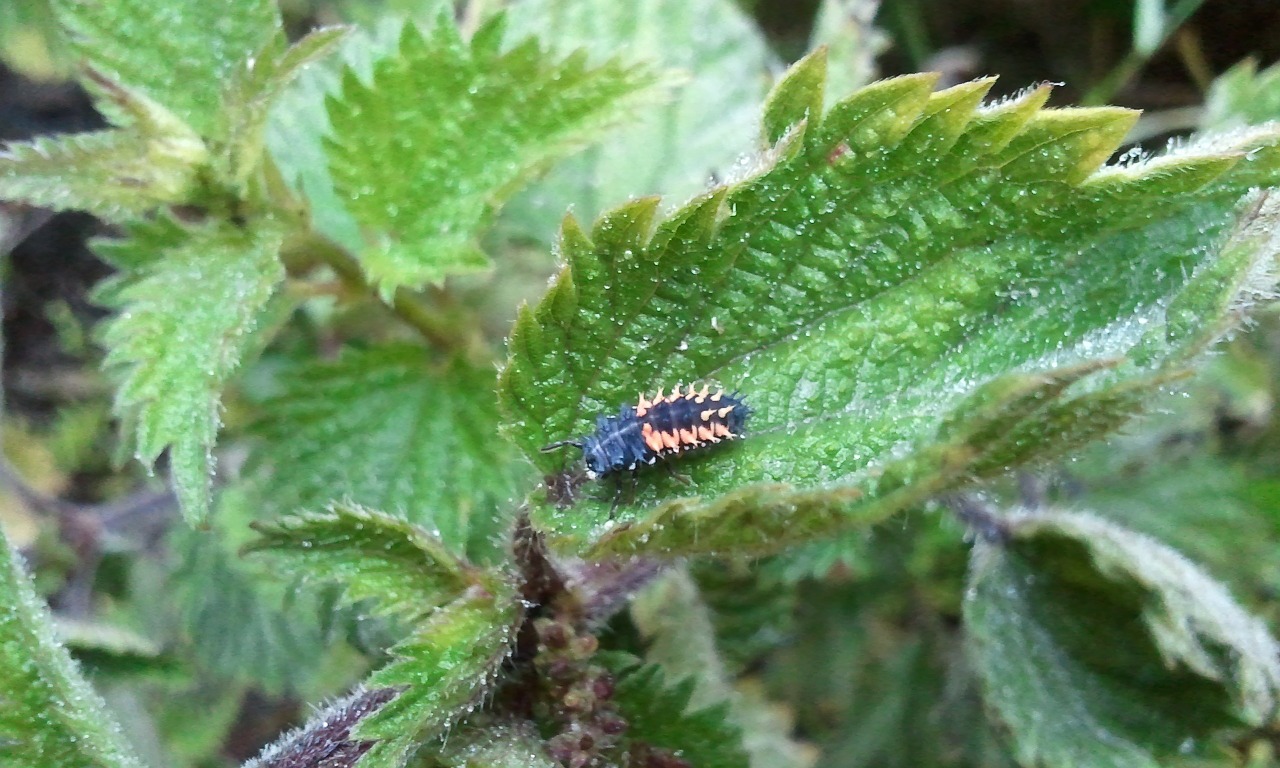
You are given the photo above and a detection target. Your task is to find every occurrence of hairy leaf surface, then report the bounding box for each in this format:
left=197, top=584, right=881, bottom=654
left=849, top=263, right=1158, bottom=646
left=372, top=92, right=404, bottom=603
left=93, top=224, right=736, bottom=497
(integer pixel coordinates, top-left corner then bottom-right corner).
left=266, top=18, right=404, bottom=254
left=422, top=720, right=559, bottom=768
left=965, top=508, right=1280, bottom=767
left=603, top=655, right=750, bottom=768
left=94, top=216, right=286, bottom=523
left=354, top=587, right=521, bottom=766
left=324, top=15, right=662, bottom=295
left=0, top=126, right=204, bottom=220
left=0, top=530, right=145, bottom=768
left=247, top=506, right=517, bottom=762
left=246, top=503, right=476, bottom=621
left=248, top=345, right=531, bottom=556
left=218, top=26, right=347, bottom=189
left=500, top=52, right=1280, bottom=554
left=54, top=0, right=281, bottom=135
left=241, top=687, right=399, bottom=768
left=0, top=77, right=207, bottom=220
left=1074, top=447, right=1280, bottom=612
left=245, top=504, right=522, bottom=766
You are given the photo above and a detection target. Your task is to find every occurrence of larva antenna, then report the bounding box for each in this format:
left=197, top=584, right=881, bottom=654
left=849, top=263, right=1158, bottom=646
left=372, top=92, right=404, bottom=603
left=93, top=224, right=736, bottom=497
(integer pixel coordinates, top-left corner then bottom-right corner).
left=540, top=439, right=584, bottom=453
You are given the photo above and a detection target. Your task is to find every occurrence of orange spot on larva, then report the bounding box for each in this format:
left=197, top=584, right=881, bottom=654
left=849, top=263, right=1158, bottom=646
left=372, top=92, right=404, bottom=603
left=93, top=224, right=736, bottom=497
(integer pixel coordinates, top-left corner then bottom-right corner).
left=642, top=423, right=664, bottom=452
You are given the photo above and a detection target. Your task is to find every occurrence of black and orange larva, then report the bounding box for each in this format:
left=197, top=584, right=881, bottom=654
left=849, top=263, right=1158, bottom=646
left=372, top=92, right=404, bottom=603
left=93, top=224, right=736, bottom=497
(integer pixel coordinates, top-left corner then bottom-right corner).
left=541, top=384, right=751, bottom=479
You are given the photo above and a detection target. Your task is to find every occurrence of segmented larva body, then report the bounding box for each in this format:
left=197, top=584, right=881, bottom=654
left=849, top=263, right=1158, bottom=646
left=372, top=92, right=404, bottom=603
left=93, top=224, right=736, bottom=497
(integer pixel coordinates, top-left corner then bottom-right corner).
left=542, top=384, right=751, bottom=479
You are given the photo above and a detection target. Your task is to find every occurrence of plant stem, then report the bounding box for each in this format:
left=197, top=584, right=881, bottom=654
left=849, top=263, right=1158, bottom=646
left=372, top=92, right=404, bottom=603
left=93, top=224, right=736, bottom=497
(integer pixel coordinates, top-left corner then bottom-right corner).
left=283, top=232, right=467, bottom=351
left=1082, top=0, right=1208, bottom=105
left=886, top=0, right=932, bottom=71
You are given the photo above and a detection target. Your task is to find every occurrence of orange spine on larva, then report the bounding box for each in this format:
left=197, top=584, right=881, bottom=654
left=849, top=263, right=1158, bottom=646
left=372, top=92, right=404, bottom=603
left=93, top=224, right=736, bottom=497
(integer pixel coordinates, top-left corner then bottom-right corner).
left=543, top=383, right=751, bottom=479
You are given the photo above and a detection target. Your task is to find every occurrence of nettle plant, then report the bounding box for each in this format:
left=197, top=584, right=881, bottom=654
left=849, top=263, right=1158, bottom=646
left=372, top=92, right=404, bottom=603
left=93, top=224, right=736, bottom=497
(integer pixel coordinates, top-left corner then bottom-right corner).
left=3, top=1, right=1280, bottom=767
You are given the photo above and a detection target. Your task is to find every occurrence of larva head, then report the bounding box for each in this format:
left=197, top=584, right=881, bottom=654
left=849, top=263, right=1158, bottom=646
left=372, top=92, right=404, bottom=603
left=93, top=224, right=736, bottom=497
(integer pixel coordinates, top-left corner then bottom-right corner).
left=580, top=432, right=623, bottom=480
left=541, top=434, right=615, bottom=480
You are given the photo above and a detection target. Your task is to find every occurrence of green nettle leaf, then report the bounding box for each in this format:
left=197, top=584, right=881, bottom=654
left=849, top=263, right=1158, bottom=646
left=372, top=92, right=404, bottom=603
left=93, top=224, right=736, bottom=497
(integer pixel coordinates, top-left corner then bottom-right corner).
left=266, top=18, right=406, bottom=254
left=54, top=617, right=163, bottom=665
left=757, top=549, right=1010, bottom=768
left=248, top=344, right=532, bottom=555
left=423, top=720, right=559, bottom=768
left=1071, top=447, right=1280, bottom=609
left=218, top=26, right=348, bottom=189
left=0, top=129, right=203, bottom=220
left=172, top=532, right=328, bottom=689
left=94, top=215, right=287, bottom=523
left=0, top=78, right=207, bottom=220
left=54, top=0, right=281, bottom=135
left=245, top=503, right=476, bottom=621
left=357, top=587, right=521, bottom=767
left=603, top=655, right=750, bottom=768
left=246, top=504, right=523, bottom=767
left=323, top=15, right=663, bottom=295
left=965, top=508, right=1280, bottom=767
left=55, top=617, right=181, bottom=684
left=499, top=50, right=1280, bottom=555
left=0, top=530, right=145, bottom=768
left=1204, top=59, right=1280, bottom=132
left=165, top=489, right=328, bottom=692
left=631, top=568, right=810, bottom=768
left=499, top=0, right=778, bottom=244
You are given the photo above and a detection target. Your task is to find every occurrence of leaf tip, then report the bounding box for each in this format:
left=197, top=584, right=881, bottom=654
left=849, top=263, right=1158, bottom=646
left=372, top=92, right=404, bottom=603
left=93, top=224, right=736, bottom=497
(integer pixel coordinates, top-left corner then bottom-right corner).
left=763, top=47, right=829, bottom=144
